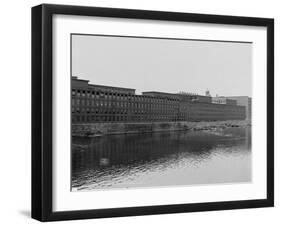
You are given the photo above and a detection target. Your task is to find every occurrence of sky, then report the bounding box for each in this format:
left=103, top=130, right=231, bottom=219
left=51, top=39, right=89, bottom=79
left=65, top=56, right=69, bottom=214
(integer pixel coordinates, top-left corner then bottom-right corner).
left=72, top=34, right=252, bottom=97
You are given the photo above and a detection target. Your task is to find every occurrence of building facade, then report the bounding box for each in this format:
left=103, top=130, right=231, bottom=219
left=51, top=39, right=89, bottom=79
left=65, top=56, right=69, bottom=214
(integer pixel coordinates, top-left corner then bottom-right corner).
left=226, top=96, right=252, bottom=120
left=72, top=77, right=247, bottom=123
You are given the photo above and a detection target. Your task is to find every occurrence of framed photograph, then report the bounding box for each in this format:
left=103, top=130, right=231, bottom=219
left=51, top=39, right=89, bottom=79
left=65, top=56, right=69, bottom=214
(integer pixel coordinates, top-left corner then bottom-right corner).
left=32, top=4, right=274, bottom=221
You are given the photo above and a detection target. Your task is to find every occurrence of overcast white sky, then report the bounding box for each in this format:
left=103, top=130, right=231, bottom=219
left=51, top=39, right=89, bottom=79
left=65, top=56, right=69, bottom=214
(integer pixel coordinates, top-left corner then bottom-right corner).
left=72, top=34, right=252, bottom=97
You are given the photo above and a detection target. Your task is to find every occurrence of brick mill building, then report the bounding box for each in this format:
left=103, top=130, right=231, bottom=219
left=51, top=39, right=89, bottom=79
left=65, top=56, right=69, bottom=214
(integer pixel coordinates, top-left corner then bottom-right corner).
left=71, top=76, right=248, bottom=123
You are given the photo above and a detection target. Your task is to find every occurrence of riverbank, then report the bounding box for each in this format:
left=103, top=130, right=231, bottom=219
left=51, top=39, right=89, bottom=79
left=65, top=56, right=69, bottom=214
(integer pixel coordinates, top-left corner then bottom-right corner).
left=72, top=120, right=251, bottom=137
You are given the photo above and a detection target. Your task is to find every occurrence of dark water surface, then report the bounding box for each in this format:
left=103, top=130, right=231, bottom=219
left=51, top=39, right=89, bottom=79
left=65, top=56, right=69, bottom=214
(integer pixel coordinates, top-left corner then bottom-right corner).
left=72, top=127, right=251, bottom=191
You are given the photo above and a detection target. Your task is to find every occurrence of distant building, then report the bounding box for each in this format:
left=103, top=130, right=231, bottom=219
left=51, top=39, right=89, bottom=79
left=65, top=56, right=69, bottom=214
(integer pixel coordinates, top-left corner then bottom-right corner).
left=72, top=76, right=247, bottom=123
left=227, top=96, right=252, bottom=120
left=212, top=96, right=237, bottom=106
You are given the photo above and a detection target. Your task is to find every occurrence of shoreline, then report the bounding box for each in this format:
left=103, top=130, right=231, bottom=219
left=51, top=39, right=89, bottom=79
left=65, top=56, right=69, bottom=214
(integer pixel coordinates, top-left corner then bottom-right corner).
left=72, top=120, right=251, bottom=137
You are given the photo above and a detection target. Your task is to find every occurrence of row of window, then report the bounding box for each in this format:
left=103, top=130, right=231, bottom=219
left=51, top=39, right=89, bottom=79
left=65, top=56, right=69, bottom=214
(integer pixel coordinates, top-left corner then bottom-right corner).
left=73, top=113, right=245, bottom=123
left=189, top=112, right=245, bottom=116
left=189, top=107, right=245, bottom=112
left=72, top=89, right=178, bottom=102
left=189, top=109, right=245, bottom=114
left=72, top=115, right=179, bottom=123
left=72, top=109, right=245, bottom=123
left=72, top=99, right=178, bottom=109
left=72, top=108, right=177, bottom=115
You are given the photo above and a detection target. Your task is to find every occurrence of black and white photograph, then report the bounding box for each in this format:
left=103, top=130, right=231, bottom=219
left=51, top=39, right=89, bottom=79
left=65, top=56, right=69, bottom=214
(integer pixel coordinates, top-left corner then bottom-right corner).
left=30, top=3, right=274, bottom=222
left=71, top=34, right=252, bottom=191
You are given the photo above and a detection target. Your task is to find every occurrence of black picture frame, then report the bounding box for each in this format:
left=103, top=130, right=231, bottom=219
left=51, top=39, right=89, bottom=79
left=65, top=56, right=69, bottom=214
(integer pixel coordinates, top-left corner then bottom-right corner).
left=32, top=3, right=274, bottom=222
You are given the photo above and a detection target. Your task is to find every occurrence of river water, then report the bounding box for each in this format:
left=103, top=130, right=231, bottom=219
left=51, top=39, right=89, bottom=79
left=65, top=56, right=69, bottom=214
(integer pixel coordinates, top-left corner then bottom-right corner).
left=72, top=127, right=251, bottom=191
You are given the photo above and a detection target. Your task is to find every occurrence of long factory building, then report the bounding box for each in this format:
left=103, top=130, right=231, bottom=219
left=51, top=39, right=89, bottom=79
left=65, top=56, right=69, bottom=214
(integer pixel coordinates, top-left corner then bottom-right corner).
left=72, top=76, right=249, bottom=123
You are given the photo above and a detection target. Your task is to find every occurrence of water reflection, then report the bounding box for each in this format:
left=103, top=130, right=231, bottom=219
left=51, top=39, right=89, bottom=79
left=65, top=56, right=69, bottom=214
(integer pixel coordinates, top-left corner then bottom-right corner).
left=72, top=127, right=251, bottom=191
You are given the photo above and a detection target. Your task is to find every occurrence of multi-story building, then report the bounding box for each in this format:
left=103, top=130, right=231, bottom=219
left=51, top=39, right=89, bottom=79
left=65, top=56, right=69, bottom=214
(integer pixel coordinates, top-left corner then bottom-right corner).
left=226, top=96, right=252, bottom=120
left=72, top=76, right=247, bottom=123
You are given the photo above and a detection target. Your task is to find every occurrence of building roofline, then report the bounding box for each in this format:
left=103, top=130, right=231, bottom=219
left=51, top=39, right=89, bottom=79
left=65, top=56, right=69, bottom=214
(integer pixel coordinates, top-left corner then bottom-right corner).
left=143, top=91, right=178, bottom=95
left=227, top=96, right=251, bottom=98
left=72, top=76, right=89, bottom=83
left=72, top=76, right=135, bottom=91
left=88, top=83, right=136, bottom=91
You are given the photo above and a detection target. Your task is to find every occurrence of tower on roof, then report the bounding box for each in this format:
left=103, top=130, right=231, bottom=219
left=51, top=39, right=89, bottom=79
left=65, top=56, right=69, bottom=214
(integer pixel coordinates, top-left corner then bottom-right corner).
left=205, top=89, right=211, bottom=97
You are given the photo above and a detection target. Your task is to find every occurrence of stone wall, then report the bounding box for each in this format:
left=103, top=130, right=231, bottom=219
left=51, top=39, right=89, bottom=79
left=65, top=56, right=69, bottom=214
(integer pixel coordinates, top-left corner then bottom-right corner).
left=72, top=120, right=251, bottom=137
